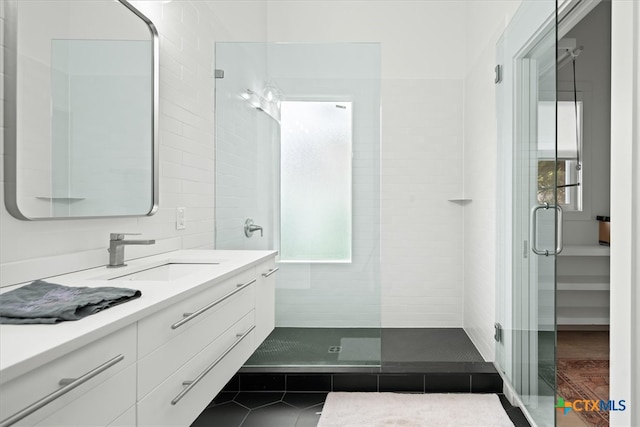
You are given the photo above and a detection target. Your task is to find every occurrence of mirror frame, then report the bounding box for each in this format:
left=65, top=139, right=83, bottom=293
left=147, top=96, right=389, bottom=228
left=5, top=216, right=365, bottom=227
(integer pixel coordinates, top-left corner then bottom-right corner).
left=3, top=0, right=159, bottom=220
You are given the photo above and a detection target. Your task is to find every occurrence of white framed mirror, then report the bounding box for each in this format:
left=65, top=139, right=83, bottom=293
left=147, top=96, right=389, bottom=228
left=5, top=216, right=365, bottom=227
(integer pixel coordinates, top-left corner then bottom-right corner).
left=3, top=0, right=159, bottom=220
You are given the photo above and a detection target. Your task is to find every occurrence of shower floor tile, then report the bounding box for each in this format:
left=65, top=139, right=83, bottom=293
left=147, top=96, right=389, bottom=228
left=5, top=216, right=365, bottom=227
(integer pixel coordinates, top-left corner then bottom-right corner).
left=243, top=327, right=487, bottom=372
left=244, top=328, right=381, bottom=367
left=381, top=328, right=484, bottom=362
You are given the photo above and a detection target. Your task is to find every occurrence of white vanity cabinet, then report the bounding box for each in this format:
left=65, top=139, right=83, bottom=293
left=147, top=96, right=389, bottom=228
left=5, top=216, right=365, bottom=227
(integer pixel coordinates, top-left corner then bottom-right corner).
left=137, top=265, right=261, bottom=426
left=0, top=324, right=137, bottom=427
left=137, top=259, right=278, bottom=426
left=137, top=312, right=256, bottom=426
left=136, top=267, right=257, bottom=398
left=0, top=250, right=277, bottom=427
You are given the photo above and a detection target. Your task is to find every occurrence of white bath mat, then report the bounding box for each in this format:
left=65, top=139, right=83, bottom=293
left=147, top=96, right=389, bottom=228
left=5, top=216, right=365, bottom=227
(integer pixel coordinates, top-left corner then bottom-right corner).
left=317, top=392, right=514, bottom=427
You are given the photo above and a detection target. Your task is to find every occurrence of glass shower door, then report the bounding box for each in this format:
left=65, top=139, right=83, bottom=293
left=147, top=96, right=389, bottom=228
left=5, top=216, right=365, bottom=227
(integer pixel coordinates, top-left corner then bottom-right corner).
left=496, top=2, right=558, bottom=426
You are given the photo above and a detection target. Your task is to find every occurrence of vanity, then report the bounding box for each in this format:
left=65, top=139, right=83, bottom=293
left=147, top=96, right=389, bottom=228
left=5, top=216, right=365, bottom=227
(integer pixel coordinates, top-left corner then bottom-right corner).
left=0, top=250, right=277, bottom=427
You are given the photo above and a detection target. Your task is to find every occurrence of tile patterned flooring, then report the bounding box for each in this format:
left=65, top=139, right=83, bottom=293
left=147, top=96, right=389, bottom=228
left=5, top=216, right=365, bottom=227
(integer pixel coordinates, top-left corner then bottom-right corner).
left=192, top=391, right=531, bottom=427
left=191, top=328, right=530, bottom=427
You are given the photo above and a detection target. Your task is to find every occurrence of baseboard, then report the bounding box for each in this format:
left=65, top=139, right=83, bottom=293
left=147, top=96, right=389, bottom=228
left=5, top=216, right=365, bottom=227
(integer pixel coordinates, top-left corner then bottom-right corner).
left=499, top=371, right=539, bottom=427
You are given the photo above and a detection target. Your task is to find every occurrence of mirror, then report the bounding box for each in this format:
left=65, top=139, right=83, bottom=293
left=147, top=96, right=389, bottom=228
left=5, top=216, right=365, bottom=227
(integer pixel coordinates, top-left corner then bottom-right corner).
left=3, top=0, right=158, bottom=220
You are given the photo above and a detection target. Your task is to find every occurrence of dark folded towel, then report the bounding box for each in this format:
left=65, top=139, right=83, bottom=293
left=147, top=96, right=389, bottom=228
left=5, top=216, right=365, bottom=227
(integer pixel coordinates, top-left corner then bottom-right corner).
left=0, top=280, right=141, bottom=324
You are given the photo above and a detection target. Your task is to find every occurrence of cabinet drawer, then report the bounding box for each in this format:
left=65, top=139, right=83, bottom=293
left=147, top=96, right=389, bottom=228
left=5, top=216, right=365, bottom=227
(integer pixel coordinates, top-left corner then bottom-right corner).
left=137, top=284, right=255, bottom=399
left=107, top=406, right=135, bottom=427
left=138, top=267, right=257, bottom=358
left=137, top=312, right=255, bottom=427
left=35, top=364, right=136, bottom=427
left=0, top=324, right=136, bottom=427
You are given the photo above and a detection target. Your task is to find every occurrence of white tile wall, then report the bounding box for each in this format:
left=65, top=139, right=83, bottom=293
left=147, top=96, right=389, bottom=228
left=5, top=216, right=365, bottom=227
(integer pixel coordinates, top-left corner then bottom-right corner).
left=381, top=79, right=464, bottom=327
left=0, top=1, right=267, bottom=287
left=266, top=1, right=468, bottom=328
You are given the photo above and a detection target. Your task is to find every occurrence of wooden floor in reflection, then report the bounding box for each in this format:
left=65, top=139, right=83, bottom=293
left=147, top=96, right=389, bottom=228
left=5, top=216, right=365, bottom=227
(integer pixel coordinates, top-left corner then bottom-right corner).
left=556, top=330, right=609, bottom=427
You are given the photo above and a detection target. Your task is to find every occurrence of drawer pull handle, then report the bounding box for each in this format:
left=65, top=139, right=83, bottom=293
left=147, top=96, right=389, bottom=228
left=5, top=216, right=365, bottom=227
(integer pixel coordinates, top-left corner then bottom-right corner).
left=261, top=267, right=279, bottom=278
left=172, top=278, right=257, bottom=329
left=0, top=354, right=124, bottom=427
left=171, top=326, right=255, bottom=405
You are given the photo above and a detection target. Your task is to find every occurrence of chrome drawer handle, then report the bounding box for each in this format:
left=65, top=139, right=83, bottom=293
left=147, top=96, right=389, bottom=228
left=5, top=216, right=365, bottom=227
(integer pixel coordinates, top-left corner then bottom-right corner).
left=171, top=278, right=257, bottom=330
left=261, top=267, right=279, bottom=278
left=0, top=354, right=124, bottom=427
left=171, top=326, right=255, bottom=405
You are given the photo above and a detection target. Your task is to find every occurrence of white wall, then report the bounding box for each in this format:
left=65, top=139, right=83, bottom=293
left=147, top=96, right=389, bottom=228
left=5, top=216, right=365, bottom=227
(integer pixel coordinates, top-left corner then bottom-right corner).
left=610, top=0, right=640, bottom=425
left=558, top=2, right=611, bottom=243
left=267, top=0, right=468, bottom=328
left=462, top=0, right=521, bottom=361
left=0, top=1, right=268, bottom=287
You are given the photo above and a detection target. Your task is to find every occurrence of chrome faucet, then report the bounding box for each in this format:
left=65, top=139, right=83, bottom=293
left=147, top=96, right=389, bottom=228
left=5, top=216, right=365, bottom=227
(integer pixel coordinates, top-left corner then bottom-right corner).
left=107, top=233, right=155, bottom=268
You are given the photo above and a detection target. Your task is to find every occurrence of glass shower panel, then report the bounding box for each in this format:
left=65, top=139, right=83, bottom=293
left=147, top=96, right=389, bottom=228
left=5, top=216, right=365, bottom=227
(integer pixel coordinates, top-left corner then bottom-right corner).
left=215, top=42, right=381, bottom=368
left=214, top=43, right=279, bottom=252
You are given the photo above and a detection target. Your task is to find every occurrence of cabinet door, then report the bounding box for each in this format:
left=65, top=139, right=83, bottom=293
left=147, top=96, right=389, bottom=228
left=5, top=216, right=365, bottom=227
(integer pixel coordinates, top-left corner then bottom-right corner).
left=254, top=258, right=277, bottom=346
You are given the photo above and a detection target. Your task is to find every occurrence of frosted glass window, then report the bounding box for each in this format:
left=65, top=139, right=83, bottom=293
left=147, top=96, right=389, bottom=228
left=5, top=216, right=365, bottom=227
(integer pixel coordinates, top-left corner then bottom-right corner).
left=280, top=101, right=352, bottom=262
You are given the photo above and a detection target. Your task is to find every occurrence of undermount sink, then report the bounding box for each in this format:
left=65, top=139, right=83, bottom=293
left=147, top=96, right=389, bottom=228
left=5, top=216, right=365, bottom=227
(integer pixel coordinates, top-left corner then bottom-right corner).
left=92, top=262, right=221, bottom=282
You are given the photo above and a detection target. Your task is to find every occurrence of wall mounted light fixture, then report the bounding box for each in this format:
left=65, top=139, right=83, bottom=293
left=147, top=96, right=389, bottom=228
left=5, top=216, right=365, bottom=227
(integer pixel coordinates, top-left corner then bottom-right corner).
left=240, top=87, right=281, bottom=123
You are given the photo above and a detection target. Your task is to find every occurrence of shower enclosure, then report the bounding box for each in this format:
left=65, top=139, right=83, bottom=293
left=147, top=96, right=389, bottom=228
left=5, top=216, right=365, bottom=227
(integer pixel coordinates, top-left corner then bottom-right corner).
left=214, top=42, right=382, bottom=368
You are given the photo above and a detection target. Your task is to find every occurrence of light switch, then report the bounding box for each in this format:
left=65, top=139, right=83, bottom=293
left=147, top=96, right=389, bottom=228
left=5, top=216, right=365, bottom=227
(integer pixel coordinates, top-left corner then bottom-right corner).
left=176, top=207, right=186, bottom=230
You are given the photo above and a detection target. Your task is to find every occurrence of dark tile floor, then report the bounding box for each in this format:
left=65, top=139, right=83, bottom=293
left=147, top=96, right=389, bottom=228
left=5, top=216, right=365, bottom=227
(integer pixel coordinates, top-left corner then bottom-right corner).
left=191, top=328, right=530, bottom=426
left=192, top=391, right=531, bottom=427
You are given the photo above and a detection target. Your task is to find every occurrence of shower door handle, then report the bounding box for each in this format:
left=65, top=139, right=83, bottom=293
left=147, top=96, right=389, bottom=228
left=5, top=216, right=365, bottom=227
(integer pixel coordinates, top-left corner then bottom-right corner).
left=530, top=203, right=563, bottom=256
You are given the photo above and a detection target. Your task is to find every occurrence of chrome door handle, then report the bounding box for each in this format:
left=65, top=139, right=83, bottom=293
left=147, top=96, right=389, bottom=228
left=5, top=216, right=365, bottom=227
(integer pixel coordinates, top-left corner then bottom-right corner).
left=530, top=202, right=563, bottom=256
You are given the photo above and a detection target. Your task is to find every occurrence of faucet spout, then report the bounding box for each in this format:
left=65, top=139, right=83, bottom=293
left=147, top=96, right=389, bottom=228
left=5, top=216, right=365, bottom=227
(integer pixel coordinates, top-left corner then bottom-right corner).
left=118, top=239, right=156, bottom=245
left=107, top=233, right=156, bottom=268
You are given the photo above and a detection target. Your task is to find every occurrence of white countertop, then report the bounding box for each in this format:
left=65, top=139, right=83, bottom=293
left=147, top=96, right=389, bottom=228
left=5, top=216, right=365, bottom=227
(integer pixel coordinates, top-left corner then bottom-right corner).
left=0, top=249, right=277, bottom=384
